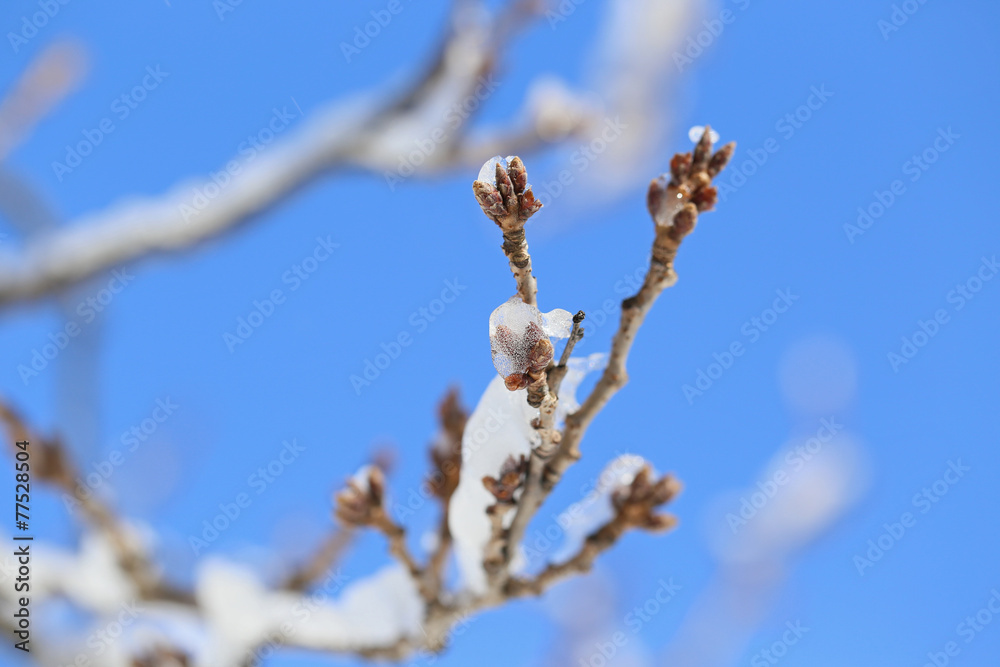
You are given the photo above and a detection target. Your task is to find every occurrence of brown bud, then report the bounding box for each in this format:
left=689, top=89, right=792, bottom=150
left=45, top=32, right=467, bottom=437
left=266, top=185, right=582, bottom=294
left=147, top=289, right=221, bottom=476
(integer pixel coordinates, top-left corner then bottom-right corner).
left=690, top=185, right=718, bottom=212
left=669, top=153, right=691, bottom=186
left=672, top=203, right=698, bottom=237
left=646, top=175, right=668, bottom=220
left=495, top=162, right=516, bottom=213
left=526, top=336, right=554, bottom=374
left=473, top=180, right=506, bottom=223
left=334, top=466, right=387, bottom=527
left=505, top=373, right=530, bottom=391
left=483, top=454, right=528, bottom=503
left=508, top=156, right=528, bottom=195
left=518, top=187, right=543, bottom=222
left=691, top=125, right=714, bottom=172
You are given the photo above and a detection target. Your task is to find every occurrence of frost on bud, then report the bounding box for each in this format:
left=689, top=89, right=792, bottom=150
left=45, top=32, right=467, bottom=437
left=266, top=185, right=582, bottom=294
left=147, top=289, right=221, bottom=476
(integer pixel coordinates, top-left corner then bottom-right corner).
left=489, top=296, right=573, bottom=391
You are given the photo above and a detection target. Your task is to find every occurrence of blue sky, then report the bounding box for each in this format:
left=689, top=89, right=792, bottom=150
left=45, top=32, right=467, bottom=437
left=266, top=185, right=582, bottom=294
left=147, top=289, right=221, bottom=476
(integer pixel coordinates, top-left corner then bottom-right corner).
left=1, top=0, right=998, bottom=665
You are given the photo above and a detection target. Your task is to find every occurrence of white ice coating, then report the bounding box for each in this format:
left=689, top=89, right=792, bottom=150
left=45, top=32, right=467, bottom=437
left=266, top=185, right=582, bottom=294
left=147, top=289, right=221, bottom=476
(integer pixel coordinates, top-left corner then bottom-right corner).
left=488, top=295, right=572, bottom=381
left=655, top=189, right=687, bottom=228
left=476, top=155, right=517, bottom=184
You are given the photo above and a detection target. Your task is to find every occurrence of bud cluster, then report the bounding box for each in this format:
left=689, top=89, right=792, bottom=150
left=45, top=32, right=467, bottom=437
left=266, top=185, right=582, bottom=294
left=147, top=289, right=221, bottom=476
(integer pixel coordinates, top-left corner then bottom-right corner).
left=611, top=465, right=683, bottom=533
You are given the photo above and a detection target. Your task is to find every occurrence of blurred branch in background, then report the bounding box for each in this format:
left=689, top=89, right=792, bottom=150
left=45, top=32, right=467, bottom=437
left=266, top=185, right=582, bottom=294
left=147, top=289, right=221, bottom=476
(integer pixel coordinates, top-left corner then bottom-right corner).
left=0, top=1, right=567, bottom=307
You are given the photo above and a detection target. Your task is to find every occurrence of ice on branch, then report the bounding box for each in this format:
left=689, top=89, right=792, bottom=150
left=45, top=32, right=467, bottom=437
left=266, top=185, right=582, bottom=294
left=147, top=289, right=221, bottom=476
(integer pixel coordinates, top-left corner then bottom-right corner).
left=448, top=376, right=539, bottom=593
left=489, top=295, right=572, bottom=390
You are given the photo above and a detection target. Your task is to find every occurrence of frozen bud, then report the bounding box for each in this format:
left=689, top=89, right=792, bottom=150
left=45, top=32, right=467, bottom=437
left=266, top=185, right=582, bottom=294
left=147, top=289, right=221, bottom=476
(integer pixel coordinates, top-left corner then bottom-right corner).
left=508, top=156, right=528, bottom=194
left=473, top=180, right=506, bottom=222
left=505, top=373, right=530, bottom=391
left=490, top=297, right=573, bottom=389
left=473, top=155, right=543, bottom=228
left=482, top=454, right=528, bottom=503
left=495, top=160, right=516, bottom=211
left=478, top=155, right=508, bottom=184
left=527, top=336, right=555, bottom=374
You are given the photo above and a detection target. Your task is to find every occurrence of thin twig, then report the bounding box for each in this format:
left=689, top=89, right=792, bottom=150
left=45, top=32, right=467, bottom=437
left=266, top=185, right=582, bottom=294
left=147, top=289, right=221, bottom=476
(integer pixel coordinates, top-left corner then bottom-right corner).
left=548, top=310, right=586, bottom=397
